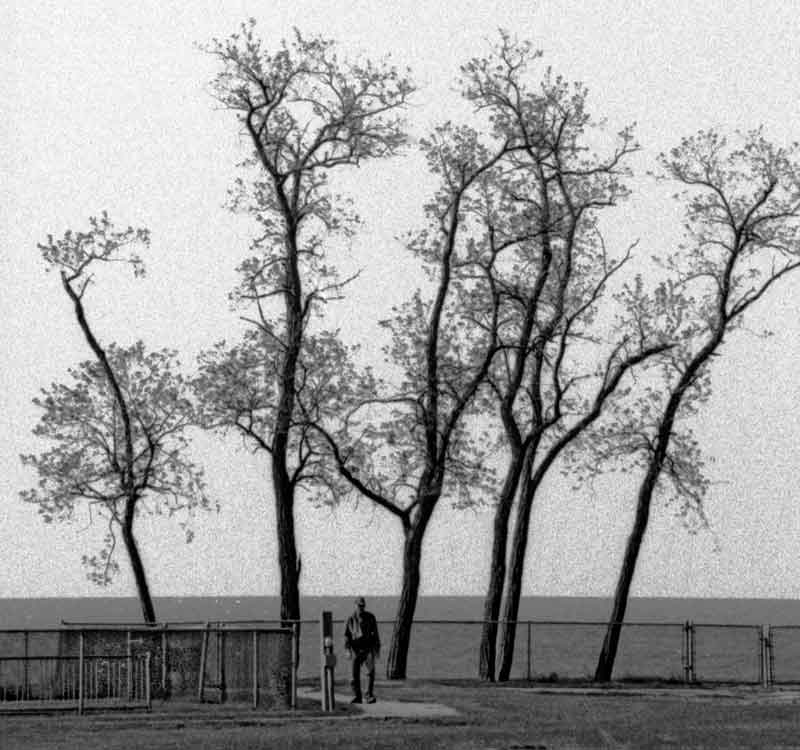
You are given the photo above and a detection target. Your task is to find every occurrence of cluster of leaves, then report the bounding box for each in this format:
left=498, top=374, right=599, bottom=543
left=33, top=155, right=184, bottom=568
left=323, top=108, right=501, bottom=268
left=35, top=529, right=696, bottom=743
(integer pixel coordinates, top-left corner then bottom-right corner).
left=21, top=343, right=210, bottom=584
left=38, top=211, right=149, bottom=284
left=568, top=130, right=800, bottom=526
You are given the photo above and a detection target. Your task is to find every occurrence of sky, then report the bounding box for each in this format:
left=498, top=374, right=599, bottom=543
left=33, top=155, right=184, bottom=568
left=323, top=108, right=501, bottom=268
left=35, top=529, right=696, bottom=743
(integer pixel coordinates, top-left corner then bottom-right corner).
left=2, top=0, right=800, bottom=601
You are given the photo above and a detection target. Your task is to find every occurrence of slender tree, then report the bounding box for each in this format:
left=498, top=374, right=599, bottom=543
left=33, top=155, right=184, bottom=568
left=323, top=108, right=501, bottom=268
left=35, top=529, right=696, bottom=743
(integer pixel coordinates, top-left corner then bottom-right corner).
left=199, top=22, right=413, bottom=625
left=592, top=130, right=800, bottom=681
left=23, top=215, right=209, bottom=622
left=314, top=122, right=515, bottom=678
left=446, top=34, right=668, bottom=681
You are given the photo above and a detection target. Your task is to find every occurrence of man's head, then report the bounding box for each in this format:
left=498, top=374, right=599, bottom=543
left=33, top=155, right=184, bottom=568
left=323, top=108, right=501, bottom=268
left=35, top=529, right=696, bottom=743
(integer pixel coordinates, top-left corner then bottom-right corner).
left=355, top=596, right=366, bottom=612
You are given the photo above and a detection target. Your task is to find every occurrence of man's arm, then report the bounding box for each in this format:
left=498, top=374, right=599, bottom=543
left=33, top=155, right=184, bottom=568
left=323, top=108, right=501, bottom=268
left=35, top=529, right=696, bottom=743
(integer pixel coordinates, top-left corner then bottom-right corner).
left=371, top=613, right=381, bottom=656
left=344, top=617, right=353, bottom=650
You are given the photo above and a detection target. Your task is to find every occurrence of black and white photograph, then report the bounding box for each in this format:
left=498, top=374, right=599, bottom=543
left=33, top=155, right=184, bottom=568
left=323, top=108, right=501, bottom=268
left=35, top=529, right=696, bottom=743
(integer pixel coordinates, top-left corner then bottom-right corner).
left=2, top=1, right=800, bottom=747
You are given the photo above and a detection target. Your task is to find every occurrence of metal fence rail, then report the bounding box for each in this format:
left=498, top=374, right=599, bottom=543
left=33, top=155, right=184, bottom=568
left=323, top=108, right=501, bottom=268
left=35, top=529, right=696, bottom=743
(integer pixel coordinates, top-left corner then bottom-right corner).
left=266, top=618, right=778, bottom=685
left=0, top=619, right=789, bottom=696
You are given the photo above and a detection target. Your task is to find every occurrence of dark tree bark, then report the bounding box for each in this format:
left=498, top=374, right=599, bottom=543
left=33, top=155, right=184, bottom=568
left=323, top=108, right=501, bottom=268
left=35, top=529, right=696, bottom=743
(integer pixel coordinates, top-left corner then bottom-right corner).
left=479, top=443, right=526, bottom=681
left=202, top=26, right=413, bottom=629
left=122, top=514, right=156, bottom=624
left=496, top=343, right=671, bottom=681
left=497, top=459, right=537, bottom=681
left=385, top=520, right=428, bottom=679
left=594, top=462, right=658, bottom=681
left=63, top=272, right=158, bottom=624
left=595, top=132, right=800, bottom=681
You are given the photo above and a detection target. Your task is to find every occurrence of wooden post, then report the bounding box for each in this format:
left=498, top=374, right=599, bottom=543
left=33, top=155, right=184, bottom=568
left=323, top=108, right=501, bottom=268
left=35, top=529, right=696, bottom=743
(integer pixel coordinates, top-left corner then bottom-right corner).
left=768, top=626, right=775, bottom=687
left=198, top=622, right=209, bottom=701
left=291, top=623, right=298, bottom=710
left=219, top=626, right=227, bottom=704
left=161, top=627, right=168, bottom=696
left=23, top=631, right=29, bottom=700
left=252, top=630, right=259, bottom=709
left=760, top=625, right=773, bottom=688
left=77, top=631, right=85, bottom=715
left=126, top=630, right=132, bottom=700
left=145, top=652, right=151, bottom=710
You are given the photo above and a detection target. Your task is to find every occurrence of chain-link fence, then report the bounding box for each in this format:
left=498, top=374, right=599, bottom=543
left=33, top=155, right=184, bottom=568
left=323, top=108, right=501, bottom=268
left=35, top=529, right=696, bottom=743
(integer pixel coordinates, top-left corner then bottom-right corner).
left=691, top=624, right=764, bottom=684
left=274, top=617, right=775, bottom=685
left=0, top=624, right=294, bottom=713
left=765, top=626, right=800, bottom=685
left=0, top=653, right=150, bottom=712
left=1, top=617, right=788, bottom=706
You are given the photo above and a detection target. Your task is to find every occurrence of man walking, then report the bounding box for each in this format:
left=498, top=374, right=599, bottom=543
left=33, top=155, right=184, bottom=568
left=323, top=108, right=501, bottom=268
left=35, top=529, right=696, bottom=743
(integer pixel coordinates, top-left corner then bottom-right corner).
left=344, top=597, right=380, bottom=703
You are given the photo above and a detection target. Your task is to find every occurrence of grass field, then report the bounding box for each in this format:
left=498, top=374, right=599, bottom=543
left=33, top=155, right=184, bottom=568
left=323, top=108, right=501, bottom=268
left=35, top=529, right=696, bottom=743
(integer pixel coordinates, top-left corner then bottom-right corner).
left=3, top=680, right=800, bottom=749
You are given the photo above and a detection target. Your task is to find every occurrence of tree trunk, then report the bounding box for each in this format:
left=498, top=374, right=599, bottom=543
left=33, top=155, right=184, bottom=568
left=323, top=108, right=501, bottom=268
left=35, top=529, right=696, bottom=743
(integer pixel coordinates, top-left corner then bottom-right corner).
left=478, top=445, right=525, bottom=681
left=121, top=514, right=156, bottom=624
left=594, top=467, right=658, bottom=682
left=497, top=466, right=536, bottom=682
left=272, top=461, right=301, bottom=626
left=386, top=525, right=425, bottom=680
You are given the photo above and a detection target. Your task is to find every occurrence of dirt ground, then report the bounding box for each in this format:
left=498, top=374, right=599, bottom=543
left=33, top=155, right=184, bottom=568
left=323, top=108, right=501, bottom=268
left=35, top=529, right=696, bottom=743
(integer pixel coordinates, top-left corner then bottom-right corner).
left=3, top=680, right=800, bottom=749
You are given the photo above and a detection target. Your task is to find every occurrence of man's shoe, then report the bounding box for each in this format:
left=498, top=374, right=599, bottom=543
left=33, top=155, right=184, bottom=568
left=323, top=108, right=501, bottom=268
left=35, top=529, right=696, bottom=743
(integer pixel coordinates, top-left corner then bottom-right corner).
left=365, top=695, right=376, bottom=704
left=351, top=696, right=362, bottom=704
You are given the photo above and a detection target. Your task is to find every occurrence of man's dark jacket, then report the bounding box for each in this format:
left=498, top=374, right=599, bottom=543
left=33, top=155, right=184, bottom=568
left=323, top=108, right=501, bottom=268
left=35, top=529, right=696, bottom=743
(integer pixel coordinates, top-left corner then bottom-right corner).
left=344, top=610, right=380, bottom=654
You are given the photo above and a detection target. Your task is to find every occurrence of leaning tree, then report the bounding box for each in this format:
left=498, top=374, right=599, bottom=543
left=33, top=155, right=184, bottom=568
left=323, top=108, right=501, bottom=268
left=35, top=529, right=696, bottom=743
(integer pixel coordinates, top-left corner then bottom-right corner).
left=23, top=214, right=210, bottom=622
left=198, top=22, right=413, bottom=625
left=591, top=130, right=800, bottom=681
left=452, top=34, right=672, bottom=682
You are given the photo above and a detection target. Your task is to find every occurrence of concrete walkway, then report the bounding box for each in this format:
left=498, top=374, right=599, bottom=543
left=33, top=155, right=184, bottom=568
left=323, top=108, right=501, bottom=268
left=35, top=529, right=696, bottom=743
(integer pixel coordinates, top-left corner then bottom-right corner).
left=297, top=687, right=460, bottom=718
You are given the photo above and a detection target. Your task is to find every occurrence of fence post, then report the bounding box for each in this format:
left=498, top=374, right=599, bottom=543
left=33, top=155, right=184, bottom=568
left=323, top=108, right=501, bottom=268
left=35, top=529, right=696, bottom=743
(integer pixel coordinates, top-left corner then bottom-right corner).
left=198, top=622, right=209, bottom=701
left=126, top=630, right=132, bottom=700
left=161, top=627, right=168, bottom=696
left=78, top=631, right=85, bottom=715
left=768, top=626, right=775, bottom=687
left=145, top=652, right=151, bottom=710
left=682, top=621, right=689, bottom=683
left=23, top=630, right=30, bottom=700
left=689, top=621, right=696, bottom=683
left=526, top=622, right=532, bottom=681
left=219, top=627, right=227, bottom=704
left=291, top=623, right=298, bottom=709
left=252, top=630, right=259, bottom=709
left=760, top=625, right=773, bottom=688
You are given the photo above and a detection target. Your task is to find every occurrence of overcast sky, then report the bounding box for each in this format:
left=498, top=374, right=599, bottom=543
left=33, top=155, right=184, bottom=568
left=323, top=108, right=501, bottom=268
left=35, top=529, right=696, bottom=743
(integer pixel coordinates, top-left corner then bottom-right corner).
left=2, top=0, right=800, bottom=600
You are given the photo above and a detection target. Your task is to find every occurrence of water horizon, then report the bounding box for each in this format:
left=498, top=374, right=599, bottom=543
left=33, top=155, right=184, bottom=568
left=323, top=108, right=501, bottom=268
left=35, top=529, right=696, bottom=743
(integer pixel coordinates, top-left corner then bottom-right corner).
left=3, top=594, right=800, bottom=629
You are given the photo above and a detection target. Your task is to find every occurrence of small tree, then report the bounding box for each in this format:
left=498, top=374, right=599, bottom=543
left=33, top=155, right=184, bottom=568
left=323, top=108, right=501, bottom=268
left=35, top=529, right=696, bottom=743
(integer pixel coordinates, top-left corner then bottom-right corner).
left=591, top=130, right=800, bottom=681
left=23, top=215, right=210, bottom=622
left=199, top=22, right=413, bottom=625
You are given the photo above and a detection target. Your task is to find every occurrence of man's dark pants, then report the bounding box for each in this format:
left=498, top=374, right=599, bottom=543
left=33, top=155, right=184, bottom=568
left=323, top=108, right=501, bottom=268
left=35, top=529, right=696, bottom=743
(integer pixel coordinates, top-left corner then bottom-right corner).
left=351, top=650, right=375, bottom=699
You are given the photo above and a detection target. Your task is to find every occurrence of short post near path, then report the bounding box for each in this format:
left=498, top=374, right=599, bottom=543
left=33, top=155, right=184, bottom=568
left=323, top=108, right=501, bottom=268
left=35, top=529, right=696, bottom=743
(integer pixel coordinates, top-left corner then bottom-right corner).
left=320, top=611, right=336, bottom=711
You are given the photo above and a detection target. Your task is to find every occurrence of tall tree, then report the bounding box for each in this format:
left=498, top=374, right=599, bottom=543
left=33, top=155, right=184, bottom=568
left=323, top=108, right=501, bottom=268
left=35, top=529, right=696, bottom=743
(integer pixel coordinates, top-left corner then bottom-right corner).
left=592, top=130, right=800, bottom=681
left=448, top=34, right=668, bottom=681
left=23, top=214, right=209, bottom=622
left=199, top=22, right=413, bottom=625
left=314, top=122, right=514, bottom=678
